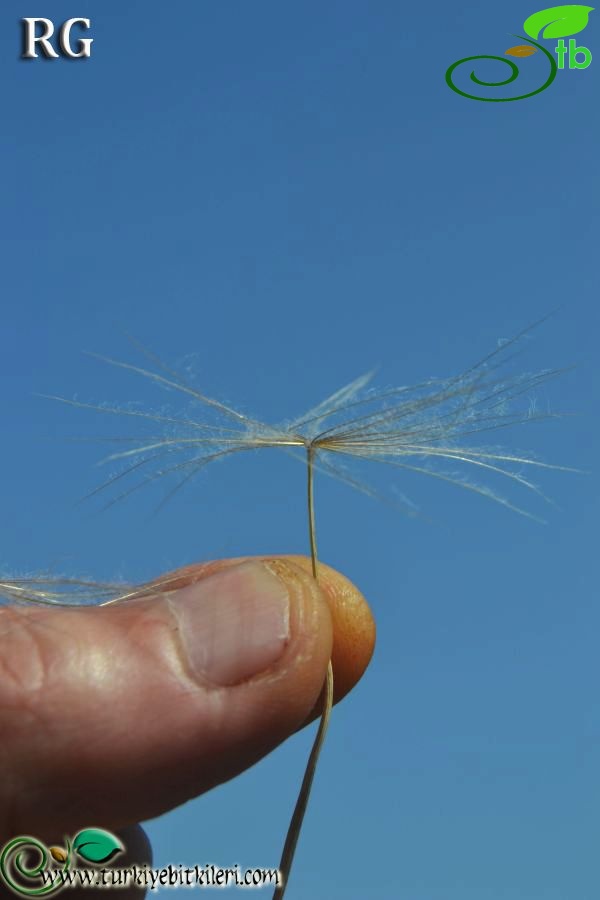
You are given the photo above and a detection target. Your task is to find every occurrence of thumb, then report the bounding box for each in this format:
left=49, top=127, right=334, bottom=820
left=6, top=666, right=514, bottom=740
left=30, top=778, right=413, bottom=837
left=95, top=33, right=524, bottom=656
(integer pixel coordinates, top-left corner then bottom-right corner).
left=0, top=557, right=374, bottom=841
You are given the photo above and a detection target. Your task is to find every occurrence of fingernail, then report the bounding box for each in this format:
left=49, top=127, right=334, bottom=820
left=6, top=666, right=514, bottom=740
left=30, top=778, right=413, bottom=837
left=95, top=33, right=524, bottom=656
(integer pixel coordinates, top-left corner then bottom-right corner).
left=168, top=561, right=290, bottom=686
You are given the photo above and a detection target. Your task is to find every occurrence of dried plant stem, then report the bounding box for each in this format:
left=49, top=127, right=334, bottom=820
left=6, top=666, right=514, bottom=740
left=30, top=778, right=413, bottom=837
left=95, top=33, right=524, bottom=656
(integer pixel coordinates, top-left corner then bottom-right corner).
left=273, top=446, right=334, bottom=899
left=307, top=445, right=319, bottom=580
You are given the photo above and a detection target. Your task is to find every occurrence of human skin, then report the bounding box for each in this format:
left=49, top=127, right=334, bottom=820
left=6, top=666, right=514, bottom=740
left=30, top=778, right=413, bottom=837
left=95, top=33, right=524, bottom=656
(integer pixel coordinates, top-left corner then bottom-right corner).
left=0, top=556, right=375, bottom=898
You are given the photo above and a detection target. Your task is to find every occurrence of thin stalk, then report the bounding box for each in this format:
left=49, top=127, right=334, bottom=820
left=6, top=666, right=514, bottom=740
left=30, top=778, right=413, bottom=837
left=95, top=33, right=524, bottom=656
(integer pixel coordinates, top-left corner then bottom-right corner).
left=307, top=444, right=318, bottom=579
left=273, top=445, right=335, bottom=899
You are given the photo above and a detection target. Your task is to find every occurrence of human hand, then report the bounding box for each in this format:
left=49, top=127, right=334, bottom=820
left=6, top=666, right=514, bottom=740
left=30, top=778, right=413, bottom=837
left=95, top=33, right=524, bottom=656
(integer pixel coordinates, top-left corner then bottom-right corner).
left=0, top=557, right=375, bottom=896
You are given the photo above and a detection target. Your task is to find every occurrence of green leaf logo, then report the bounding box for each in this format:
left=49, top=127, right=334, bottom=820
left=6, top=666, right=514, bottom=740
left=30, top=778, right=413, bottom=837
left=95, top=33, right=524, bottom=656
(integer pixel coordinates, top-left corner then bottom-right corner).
left=523, top=5, right=594, bottom=39
left=72, top=829, right=124, bottom=865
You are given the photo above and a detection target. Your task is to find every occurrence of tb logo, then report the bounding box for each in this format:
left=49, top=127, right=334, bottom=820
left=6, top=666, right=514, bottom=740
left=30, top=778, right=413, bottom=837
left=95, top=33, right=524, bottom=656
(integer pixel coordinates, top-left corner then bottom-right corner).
left=21, top=17, right=93, bottom=59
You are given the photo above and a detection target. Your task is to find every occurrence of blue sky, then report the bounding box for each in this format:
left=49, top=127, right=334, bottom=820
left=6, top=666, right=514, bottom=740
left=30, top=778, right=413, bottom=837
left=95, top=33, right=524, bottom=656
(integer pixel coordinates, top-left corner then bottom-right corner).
left=1, top=2, right=598, bottom=897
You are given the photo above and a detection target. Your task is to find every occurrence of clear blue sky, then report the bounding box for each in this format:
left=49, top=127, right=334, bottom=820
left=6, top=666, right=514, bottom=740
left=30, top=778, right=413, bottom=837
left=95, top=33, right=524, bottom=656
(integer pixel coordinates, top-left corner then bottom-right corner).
left=1, top=2, right=598, bottom=897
